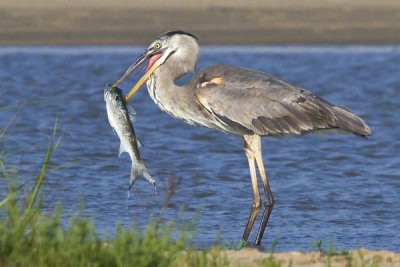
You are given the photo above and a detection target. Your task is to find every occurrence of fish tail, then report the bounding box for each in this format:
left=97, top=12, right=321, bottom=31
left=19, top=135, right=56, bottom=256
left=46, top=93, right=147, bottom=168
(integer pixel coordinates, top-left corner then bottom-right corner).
left=129, top=166, right=137, bottom=191
left=129, top=160, right=156, bottom=190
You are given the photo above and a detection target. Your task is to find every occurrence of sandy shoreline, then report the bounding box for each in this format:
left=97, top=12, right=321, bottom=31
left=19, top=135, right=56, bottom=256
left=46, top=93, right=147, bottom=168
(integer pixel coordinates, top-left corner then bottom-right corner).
left=1, top=4, right=399, bottom=45
left=225, top=248, right=400, bottom=267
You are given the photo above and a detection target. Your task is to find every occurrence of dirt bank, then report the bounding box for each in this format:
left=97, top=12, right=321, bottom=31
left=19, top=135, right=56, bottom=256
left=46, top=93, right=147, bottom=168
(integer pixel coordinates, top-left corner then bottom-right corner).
left=225, top=248, right=400, bottom=267
left=1, top=0, right=399, bottom=45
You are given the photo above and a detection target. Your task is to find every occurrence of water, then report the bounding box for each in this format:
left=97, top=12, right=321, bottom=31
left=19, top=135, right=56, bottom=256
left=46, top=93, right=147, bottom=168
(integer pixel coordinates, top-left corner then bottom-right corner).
left=0, top=46, right=399, bottom=252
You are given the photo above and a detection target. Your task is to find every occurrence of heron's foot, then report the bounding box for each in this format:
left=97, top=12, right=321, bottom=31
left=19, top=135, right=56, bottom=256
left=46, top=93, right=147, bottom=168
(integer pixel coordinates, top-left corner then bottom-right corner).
left=240, top=241, right=266, bottom=251
left=239, top=240, right=248, bottom=249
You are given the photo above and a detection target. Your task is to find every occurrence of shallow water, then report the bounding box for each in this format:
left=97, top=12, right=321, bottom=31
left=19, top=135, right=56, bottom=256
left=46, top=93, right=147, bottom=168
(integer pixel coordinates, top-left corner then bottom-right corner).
left=0, top=46, right=399, bottom=251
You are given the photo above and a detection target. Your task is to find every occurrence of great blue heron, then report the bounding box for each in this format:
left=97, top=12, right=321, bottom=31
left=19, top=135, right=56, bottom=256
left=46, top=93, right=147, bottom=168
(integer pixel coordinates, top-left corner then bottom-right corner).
left=112, top=31, right=371, bottom=245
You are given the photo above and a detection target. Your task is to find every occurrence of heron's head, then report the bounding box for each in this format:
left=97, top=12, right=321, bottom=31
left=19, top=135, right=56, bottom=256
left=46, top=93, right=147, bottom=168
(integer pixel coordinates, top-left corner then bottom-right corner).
left=113, top=31, right=199, bottom=101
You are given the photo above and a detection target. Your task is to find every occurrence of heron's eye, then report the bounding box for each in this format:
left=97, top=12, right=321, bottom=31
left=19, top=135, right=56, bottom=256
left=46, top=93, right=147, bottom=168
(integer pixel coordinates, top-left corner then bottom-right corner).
left=154, top=43, right=161, bottom=49
left=115, top=95, right=120, bottom=101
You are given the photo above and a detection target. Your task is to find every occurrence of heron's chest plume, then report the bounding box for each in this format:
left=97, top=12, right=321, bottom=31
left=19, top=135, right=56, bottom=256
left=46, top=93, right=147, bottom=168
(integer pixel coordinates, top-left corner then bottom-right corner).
left=146, top=76, right=180, bottom=122
left=146, top=76, right=161, bottom=107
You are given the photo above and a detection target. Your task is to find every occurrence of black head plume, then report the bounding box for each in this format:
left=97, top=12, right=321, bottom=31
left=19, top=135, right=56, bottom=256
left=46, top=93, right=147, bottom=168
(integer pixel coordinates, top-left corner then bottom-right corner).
left=161, top=30, right=198, bottom=40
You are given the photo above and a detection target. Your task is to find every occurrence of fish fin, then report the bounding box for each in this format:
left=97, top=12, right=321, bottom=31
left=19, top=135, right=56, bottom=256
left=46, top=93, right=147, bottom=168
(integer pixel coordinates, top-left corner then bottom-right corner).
left=119, top=143, right=128, bottom=157
left=137, top=137, right=144, bottom=148
left=127, top=104, right=137, bottom=117
left=129, top=165, right=138, bottom=191
left=129, top=175, right=136, bottom=191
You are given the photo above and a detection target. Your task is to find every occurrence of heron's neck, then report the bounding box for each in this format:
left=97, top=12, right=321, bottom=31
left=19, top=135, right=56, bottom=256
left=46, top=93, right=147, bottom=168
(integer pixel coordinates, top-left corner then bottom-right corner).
left=147, top=64, right=180, bottom=99
left=146, top=66, right=210, bottom=126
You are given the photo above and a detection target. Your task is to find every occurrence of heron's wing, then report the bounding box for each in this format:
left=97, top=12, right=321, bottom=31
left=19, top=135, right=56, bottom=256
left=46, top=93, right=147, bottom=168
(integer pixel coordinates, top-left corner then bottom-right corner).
left=193, top=64, right=370, bottom=136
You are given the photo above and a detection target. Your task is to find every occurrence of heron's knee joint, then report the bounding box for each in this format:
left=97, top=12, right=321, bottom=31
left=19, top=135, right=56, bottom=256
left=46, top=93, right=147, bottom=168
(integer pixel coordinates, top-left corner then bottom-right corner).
left=252, top=198, right=261, bottom=208
left=264, top=197, right=274, bottom=207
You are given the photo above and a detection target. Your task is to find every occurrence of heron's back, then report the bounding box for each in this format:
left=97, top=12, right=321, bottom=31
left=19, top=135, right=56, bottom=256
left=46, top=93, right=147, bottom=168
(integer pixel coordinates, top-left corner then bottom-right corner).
left=192, top=64, right=371, bottom=137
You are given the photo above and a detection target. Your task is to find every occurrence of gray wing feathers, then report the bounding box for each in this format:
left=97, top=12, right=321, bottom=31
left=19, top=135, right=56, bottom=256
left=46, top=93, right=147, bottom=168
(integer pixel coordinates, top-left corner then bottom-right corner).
left=330, top=106, right=371, bottom=136
left=195, top=64, right=371, bottom=137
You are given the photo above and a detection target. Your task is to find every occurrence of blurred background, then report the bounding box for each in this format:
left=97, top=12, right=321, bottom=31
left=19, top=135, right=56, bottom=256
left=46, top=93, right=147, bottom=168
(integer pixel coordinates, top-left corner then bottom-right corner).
left=1, top=0, right=399, bottom=45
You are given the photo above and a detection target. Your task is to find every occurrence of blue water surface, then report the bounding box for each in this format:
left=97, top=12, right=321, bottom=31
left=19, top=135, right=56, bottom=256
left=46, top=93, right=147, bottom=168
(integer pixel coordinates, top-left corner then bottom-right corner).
left=0, top=46, right=399, bottom=251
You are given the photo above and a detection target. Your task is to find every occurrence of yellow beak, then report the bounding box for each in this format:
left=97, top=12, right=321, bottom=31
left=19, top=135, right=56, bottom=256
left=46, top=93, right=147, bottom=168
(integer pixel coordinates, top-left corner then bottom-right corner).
left=124, top=58, right=161, bottom=101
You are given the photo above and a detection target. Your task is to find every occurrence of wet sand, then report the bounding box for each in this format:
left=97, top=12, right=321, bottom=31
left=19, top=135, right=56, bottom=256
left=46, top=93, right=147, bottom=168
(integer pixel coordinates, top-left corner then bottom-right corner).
left=225, top=248, right=400, bottom=267
left=0, top=0, right=400, bottom=45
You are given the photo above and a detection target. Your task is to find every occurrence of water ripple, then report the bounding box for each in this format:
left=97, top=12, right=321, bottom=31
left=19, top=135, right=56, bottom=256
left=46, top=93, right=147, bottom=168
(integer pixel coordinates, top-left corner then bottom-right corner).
left=0, top=46, right=399, bottom=252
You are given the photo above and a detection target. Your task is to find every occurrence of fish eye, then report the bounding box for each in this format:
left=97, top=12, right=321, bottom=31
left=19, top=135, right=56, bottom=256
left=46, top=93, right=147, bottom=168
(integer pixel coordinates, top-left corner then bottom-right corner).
left=154, top=43, right=161, bottom=49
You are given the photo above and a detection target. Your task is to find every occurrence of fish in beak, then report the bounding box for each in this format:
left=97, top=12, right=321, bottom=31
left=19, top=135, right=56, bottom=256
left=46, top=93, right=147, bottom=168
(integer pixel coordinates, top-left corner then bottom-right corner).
left=112, top=45, right=169, bottom=101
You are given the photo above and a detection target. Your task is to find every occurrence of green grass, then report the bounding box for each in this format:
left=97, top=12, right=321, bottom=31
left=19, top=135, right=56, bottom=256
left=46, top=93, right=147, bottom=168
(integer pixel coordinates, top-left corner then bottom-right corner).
left=309, top=240, right=381, bottom=267
left=0, top=111, right=388, bottom=267
left=0, top=116, right=228, bottom=267
left=311, top=239, right=349, bottom=256
left=0, top=202, right=227, bottom=267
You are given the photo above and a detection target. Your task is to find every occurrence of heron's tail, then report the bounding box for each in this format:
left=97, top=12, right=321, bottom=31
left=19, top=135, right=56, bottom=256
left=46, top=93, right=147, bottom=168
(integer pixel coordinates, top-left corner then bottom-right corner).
left=129, top=160, right=156, bottom=191
left=332, top=106, right=371, bottom=137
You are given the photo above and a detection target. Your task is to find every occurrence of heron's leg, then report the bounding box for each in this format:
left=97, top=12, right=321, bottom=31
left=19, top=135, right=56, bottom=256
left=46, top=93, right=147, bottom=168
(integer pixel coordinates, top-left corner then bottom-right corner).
left=241, top=136, right=261, bottom=243
left=254, top=153, right=275, bottom=245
